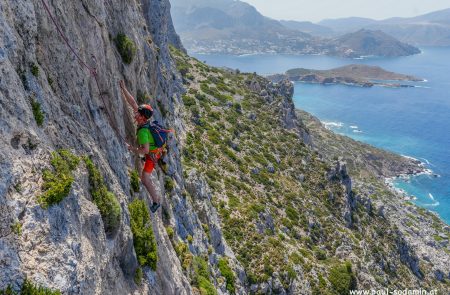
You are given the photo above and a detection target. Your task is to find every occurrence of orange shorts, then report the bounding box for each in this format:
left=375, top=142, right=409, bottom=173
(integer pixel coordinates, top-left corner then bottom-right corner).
left=143, top=152, right=161, bottom=174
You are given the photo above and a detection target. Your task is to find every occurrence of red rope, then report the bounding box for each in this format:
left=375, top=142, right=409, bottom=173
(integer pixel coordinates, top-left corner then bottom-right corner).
left=40, top=0, right=126, bottom=142
left=40, top=0, right=94, bottom=73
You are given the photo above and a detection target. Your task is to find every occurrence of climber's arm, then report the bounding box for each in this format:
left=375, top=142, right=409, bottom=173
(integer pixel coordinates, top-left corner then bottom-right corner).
left=119, top=80, right=138, bottom=112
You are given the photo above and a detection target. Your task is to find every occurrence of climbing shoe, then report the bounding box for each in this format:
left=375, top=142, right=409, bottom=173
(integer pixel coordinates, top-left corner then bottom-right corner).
left=150, top=202, right=161, bottom=213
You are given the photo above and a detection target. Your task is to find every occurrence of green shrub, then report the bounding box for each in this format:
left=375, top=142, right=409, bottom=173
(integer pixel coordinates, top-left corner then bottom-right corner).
left=192, top=256, right=216, bottom=295
left=31, top=98, right=44, bottom=126
left=165, top=177, right=175, bottom=192
left=175, top=242, right=193, bottom=270
left=130, top=170, right=140, bottom=193
left=114, top=33, right=136, bottom=64
left=328, top=262, right=356, bottom=294
left=290, top=252, right=304, bottom=265
left=30, top=63, right=39, bottom=77
left=175, top=241, right=188, bottom=259
left=39, top=150, right=80, bottom=208
left=166, top=226, right=175, bottom=240
left=0, top=285, right=14, bottom=295
left=182, top=94, right=196, bottom=107
left=84, top=157, right=121, bottom=235
left=176, top=62, right=190, bottom=77
left=249, top=203, right=265, bottom=217
left=197, top=276, right=216, bottom=295
left=287, top=264, right=296, bottom=279
left=5, top=279, right=62, bottom=295
left=314, top=248, right=327, bottom=261
left=128, top=198, right=158, bottom=270
left=14, top=182, right=23, bottom=193
left=134, top=267, right=143, bottom=285
left=195, top=92, right=207, bottom=102
left=227, top=194, right=239, bottom=209
left=11, top=222, right=22, bottom=236
left=224, top=148, right=237, bottom=162
left=47, top=76, right=54, bottom=87
left=286, top=206, right=299, bottom=222
left=218, top=257, right=236, bottom=294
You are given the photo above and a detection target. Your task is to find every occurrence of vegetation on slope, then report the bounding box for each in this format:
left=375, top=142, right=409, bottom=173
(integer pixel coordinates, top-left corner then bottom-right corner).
left=170, top=46, right=448, bottom=292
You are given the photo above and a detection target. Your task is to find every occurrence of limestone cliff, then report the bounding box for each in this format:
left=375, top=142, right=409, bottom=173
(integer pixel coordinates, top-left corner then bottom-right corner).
left=1, top=0, right=191, bottom=293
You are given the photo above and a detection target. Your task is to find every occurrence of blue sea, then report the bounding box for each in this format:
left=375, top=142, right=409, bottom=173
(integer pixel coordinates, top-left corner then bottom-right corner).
left=193, top=48, right=450, bottom=224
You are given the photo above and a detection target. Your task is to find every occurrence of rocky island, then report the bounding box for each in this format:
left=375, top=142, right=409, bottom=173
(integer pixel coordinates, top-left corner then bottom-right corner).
left=268, top=64, right=424, bottom=87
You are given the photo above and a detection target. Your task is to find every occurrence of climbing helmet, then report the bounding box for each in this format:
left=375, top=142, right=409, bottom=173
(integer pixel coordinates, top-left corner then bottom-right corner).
left=138, top=104, right=153, bottom=119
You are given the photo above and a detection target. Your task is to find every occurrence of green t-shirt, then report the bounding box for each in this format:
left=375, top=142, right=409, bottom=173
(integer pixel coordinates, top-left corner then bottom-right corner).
left=137, top=128, right=157, bottom=152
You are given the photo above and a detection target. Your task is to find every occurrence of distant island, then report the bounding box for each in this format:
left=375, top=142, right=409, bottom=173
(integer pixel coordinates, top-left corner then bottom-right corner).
left=267, top=64, right=424, bottom=87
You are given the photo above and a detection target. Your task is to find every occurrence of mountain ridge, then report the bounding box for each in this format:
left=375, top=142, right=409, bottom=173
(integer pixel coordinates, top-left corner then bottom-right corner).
left=315, top=8, right=450, bottom=46
left=170, top=0, right=420, bottom=57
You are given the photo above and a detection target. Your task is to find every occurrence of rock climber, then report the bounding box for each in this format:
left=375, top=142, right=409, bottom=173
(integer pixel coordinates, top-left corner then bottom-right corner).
left=119, top=80, right=162, bottom=213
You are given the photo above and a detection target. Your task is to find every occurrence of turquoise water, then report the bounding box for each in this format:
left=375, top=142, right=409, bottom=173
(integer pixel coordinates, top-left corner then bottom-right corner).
left=193, top=48, right=450, bottom=224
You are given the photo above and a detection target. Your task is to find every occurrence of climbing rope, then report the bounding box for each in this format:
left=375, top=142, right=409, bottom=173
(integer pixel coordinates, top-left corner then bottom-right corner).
left=40, top=0, right=126, bottom=143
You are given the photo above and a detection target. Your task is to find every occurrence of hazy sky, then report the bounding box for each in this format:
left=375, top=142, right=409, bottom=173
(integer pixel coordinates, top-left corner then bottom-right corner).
left=243, top=0, right=450, bottom=22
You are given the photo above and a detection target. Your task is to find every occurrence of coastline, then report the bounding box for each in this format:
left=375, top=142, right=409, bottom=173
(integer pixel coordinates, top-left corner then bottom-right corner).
left=298, top=108, right=449, bottom=228
left=384, top=154, right=440, bottom=202
left=312, top=115, right=440, bottom=205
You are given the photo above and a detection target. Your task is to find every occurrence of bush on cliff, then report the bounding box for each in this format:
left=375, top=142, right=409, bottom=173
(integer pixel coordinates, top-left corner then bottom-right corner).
left=218, top=257, right=236, bottom=294
left=31, top=98, right=44, bottom=126
left=39, top=150, right=79, bottom=208
left=328, top=261, right=356, bottom=294
left=84, top=157, right=121, bottom=236
left=130, top=169, right=140, bottom=193
left=114, top=33, right=136, bottom=64
left=128, top=198, right=158, bottom=270
left=0, top=279, right=61, bottom=295
left=192, top=256, right=216, bottom=295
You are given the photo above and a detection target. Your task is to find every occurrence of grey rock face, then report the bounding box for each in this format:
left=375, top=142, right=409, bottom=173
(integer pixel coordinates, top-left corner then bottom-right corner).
left=397, top=236, right=424, bottom=279
left=0, top=0, right=192, bottom=293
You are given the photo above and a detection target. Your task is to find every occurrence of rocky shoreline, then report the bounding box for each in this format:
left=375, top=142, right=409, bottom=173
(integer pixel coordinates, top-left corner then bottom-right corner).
left=384, top=155, right=440, bottom=202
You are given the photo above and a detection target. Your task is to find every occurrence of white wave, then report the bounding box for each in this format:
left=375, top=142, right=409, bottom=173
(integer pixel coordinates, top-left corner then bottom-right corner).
left=401, top=154, right=420, bottom=162
left=423, top=201, right=440, bottom=207
left=428, top=193, right=434, bottom=201
left=353, top=129, right=363, bottom=133
left=413, top=85, right=431, bottom=89
left=322, top=121, right=344, bottom=129
left=238, top=53, right=258, bottom=57
left=350, top=125, right=358, bottom=129
left=419, top=157, right=430, bottom=164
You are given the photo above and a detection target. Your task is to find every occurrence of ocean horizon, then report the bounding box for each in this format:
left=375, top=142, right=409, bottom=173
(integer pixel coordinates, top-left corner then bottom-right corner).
left=193, top=47, right=450, bottom=224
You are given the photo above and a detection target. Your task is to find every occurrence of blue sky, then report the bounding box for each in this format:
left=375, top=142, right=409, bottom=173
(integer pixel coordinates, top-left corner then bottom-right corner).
left=243, top=0, right=450, bottom=22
